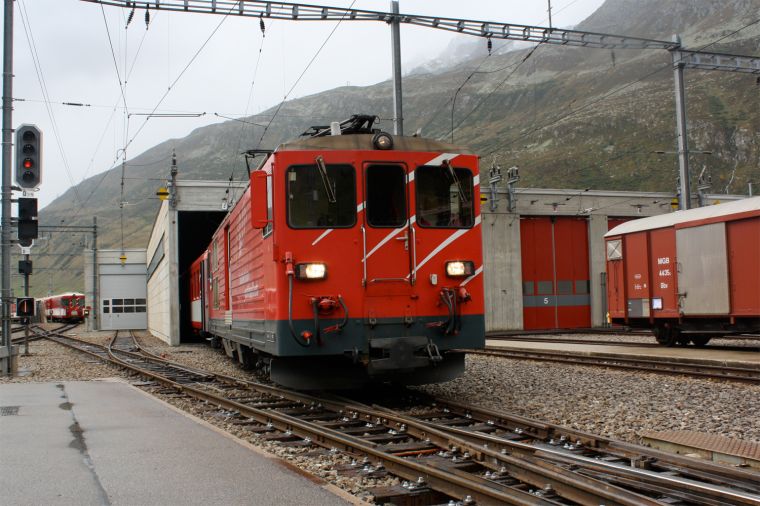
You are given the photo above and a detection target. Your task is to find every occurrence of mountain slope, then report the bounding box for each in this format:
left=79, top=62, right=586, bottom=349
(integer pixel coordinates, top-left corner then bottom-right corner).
left=27, top=0, right=760, bottom=296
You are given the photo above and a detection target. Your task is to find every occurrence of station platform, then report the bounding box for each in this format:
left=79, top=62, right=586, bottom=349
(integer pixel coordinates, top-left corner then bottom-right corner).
left=485, top=339, right=760, bottom=366
left=0, top=380, right=354, bottom=505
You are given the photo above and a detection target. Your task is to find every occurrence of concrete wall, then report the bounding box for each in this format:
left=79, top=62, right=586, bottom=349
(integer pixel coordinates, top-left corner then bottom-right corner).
left=146, top=180, right=248, bottom=345
left=147, top=203, right=171, bottom=343
left=482, top=212, right=523, bottom=332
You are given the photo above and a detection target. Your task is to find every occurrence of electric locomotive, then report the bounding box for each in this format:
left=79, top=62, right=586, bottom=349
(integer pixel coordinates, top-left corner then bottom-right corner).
left=190, top=115, right=485, bottom=389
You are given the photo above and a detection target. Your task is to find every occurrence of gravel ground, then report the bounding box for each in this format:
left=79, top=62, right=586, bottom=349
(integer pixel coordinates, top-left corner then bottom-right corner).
left=3, top=326, right=760, bottom=498
left=418, top=354, right=760, bottom=444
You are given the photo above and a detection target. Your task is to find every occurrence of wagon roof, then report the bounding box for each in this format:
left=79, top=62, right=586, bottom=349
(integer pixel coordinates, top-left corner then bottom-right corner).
left=605, top=196, right=760, bottom=237
left=277, top=134, right=474, bottom=155
left=39, top=292, right=84, bottom=301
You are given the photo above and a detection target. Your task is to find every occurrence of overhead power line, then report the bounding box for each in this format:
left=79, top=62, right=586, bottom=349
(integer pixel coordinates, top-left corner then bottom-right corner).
left=83, top=0, right=679, bottom=50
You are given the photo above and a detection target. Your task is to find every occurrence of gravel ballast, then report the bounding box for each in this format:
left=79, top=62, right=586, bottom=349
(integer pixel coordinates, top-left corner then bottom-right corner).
left=3, top=326, right=759, bottom=499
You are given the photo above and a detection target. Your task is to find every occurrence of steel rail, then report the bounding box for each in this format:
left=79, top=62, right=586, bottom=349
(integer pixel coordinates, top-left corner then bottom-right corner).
left=46, top=332, right=553, bottom=505
left=330, top=393, right=760, bottom=504
left=485, top=335, right=760, bottom=352
left=45, top=330, right=760, bottom=504
left=121, top=337, right=760, bottom=502
left=471, top=347, right=760, bottom=383
left=411, top=392, right=760, bottom=494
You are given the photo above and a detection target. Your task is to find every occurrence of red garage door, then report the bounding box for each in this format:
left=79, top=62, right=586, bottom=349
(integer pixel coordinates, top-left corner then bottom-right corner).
left=608, top=217, right=632, bottom=231
left=521, top=217, right=590, bottom=330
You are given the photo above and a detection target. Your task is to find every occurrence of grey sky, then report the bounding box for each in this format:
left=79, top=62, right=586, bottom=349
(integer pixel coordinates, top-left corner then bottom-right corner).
left=11, top=0, right=605, bottom=208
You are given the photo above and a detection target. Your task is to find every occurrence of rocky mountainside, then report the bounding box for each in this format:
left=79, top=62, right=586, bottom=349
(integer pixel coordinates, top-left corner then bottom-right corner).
left=27, top=0, right=760, bottom=295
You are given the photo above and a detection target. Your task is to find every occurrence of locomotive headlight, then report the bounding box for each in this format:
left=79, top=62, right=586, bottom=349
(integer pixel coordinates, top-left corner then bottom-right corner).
left=372, top=131, right=393, bottom=150
left=445, top=260, right=475, bottom=277
left=296, top=263, right=327, bottom=280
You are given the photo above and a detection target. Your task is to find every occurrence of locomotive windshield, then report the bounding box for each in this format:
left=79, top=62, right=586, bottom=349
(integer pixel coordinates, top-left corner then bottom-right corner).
left=287, top=164, right=356, bottom=228
left=415, top=166, right=474, bottom=228
left=366, top=164, right=407, bottom=228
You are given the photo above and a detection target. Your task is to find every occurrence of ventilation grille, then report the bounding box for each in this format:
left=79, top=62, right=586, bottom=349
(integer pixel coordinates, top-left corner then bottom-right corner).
left=0, top=406, right=20, bottom=416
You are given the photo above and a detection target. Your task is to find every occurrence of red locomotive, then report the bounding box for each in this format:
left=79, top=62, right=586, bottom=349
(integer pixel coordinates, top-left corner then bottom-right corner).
left=40, top=293, right=86, bottom=323
left=189, top=116, right=485, bottom=388
left=605, top=196, right=760, bottom=346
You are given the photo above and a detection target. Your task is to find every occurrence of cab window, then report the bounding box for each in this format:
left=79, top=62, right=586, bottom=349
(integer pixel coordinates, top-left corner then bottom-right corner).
left=287, top=164, right=356, bottom=228
left=415, top=165, right=474, bottom=228
left=366, top=164, right=407, bottom=228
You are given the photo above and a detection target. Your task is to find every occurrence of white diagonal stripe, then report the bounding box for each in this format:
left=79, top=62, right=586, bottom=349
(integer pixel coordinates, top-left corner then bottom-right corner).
left=412, top=215, right=482, bottom=275
left=311, top=229, right=333, bottom=246
left=424, top=153, right=459, bottom=166
left=461, top=265, right=484, bottom=286
left=473, top=174, right=479, bottom=187
left=312, top=202, right=364, bottom=246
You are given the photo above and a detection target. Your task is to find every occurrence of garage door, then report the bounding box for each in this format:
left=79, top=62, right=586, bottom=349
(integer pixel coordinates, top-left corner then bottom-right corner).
left=520, top=217, right=590, bottom=330
left=100, top=264, right=148, bottom=330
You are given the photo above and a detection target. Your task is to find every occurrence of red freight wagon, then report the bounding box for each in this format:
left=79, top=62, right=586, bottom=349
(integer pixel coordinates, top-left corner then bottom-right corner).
left=190, top=116, right=485, bottom=389
left=605, top=197, right=760, bottom=346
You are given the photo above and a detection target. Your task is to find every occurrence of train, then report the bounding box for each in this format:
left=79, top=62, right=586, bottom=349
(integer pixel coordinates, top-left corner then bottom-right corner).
left=39, top=293, right=86, bottom=323
left=605, top=196, right=760, bottom=346
left=189, top=115, right=485, bottom=389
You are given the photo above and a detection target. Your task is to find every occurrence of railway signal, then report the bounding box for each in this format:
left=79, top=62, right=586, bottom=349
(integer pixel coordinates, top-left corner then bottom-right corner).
left=15, top=124, right=42, bottom=190
left=17, top=197, right=38, bottom=243
left=18, top=260, right=32, bottom=275
left=15, top=297, right=34, bottom=317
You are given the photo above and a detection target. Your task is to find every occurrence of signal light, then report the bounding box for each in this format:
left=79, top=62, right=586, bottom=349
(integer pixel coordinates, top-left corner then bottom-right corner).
left=15, top=124, right=42, bottom=189
left=16, top=297, right=35, bottom=318
left=17, top=197, right=38, bottom=242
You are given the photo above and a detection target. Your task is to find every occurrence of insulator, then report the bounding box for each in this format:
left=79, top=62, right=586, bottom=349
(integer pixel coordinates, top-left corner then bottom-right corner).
left=126, top=8, right=135, bottom=27
left=145, top=5, right=150, bottom=28
left=487, top=37, right=492, bottom=55
left=260, top=15, right=265, bottom=36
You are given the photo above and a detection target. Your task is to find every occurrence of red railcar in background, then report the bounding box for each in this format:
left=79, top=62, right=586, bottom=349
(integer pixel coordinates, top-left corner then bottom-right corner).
left=189, top=116, right=485, bottom=389
left=605, top=197, right=760, bottom=346
left=40, top=293, right=86, bottom=323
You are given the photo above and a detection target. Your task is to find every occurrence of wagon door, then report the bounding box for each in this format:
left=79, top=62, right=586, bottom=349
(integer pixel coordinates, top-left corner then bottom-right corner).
left=361, top=163, right=416, bottom=323
left=676, top=223, right=730, bottom=315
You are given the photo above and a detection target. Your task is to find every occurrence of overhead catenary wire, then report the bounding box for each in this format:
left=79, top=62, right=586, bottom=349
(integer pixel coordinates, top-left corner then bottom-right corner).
left=225, top=13, right=270, bottom=208
left=486, top=16, right=760, bottom=159
left=253, top=0, right=358, bottom=151
left=447, top=44, right=541, bottom=143
left=17, top=0, right=84, bottom=207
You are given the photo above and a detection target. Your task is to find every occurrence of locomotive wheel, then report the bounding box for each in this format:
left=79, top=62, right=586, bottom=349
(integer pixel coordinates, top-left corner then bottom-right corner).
left=690, top=335, right=711, bottom=347
left=654, top=325, right=677, bottom=347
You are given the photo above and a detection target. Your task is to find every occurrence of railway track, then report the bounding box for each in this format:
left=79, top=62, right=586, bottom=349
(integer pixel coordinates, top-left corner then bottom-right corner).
left=11, top=323, right=79, bottom=345
left=472, top=347, right=760, bottom=384
left=487, top=335, right=760, bottom=352
left=41, top=329, right=760, bottom=505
